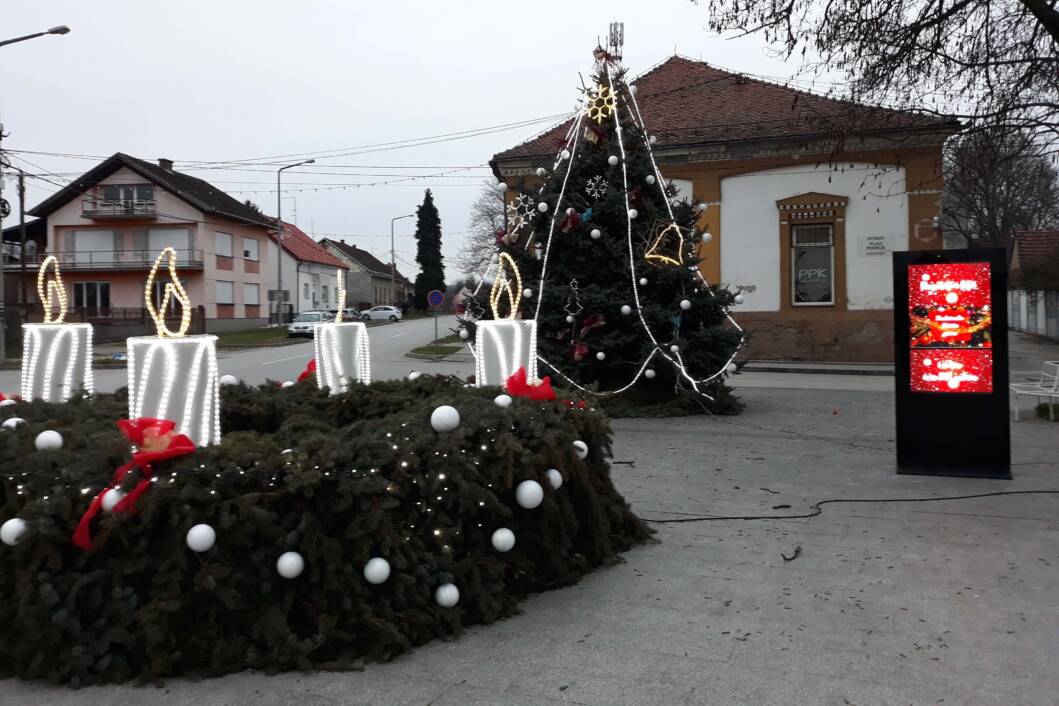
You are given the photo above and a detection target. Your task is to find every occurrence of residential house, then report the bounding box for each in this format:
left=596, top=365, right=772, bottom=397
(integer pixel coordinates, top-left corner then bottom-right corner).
left=1, top=217, right=46, bottom=305
left=26, top=153, right=276, bottom=335
left=491, top=56, right=960, bottom=362
left=1008, top=230, right=1059, bottom=340
left=319, top=238, right=412, bottom=309
left=273, top=222, right=348, bottom=315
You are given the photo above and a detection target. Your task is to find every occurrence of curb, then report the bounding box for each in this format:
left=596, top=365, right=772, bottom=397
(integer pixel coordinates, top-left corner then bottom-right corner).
left=742, top=362, right=895, bottom=377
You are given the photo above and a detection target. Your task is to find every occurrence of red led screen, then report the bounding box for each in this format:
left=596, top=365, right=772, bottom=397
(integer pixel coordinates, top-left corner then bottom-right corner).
left=908, top=263, right=993, bottom=393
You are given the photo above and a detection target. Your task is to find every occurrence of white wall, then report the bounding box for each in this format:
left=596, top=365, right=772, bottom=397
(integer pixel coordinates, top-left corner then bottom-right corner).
left=719, top=163, right=908, bottom=312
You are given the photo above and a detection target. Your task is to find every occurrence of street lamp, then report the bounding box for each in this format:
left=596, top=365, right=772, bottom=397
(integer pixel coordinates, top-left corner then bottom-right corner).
left=390, top=214, right=414, bottom=306
left=0, top=25, right=71, bottom=48
left=275, top=158, right=314, bottom=324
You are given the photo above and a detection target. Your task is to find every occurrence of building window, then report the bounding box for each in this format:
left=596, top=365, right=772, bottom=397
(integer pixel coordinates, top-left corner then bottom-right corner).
left=215, top=232, right=233, bottom=257
left=101, top=184, right=153, bottom=203
left=242, top=237, right=259, bottom=261
left=216, top=280, right=234, bottom=305
left=321, top=284, right=329, bottom=304
left=245, top=283, right=260, bottom=306
left=791, top=224, right=835, bottom=306
left=303, top=282, right=310, bottom=300
left=72, top=281, right=110, bottom=312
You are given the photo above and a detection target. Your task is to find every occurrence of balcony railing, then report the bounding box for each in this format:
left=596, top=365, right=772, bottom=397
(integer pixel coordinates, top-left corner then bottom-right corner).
left=81, top=198, right=157, bottom=219
left=8, top=249, right=204, bottom=270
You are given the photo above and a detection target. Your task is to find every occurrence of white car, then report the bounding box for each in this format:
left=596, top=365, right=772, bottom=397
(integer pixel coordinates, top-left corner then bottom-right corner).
left=287, top=311, right=333, bottom=337
left=361, top=306, right=403, bottom=322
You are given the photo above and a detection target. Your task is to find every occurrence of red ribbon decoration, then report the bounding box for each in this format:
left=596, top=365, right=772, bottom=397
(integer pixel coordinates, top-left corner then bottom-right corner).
left=72, top=418, right=195, bottom=551
left=505, top=367, right=557, bottom=402
left=297, top=358, right=316, bottom=383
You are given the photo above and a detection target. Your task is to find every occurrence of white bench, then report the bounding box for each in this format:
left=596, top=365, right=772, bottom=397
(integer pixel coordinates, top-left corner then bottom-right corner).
left=1010, top=360, right=1059, bottom=421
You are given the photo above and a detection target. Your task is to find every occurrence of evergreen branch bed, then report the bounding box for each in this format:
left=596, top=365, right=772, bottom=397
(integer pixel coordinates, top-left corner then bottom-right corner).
left=0, top=378, right=649, bottom=686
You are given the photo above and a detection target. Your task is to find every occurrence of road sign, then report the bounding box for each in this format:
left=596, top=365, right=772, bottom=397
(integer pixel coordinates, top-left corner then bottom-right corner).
left=0, top=198, right=10, bottom=219
left=427, top=289, right=444, bottom=307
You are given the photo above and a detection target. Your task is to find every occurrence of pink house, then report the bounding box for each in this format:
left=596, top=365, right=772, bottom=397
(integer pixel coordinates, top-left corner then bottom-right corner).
left=27, top=153, right=277, bottom=334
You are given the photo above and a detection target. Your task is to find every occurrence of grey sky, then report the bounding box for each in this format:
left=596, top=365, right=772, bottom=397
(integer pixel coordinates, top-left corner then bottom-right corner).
left=1, top=0, right=805, bottom=281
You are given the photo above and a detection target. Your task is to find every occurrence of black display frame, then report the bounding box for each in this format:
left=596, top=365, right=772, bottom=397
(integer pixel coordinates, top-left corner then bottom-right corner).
left=892, top=248, right=1011, bottom=478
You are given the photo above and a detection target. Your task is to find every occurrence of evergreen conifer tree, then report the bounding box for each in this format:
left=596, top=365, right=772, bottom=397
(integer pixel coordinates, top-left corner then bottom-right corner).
left=413, top=190, right=446, bottom=310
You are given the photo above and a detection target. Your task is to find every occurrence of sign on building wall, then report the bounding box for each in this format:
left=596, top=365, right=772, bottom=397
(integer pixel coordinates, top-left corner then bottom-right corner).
left=892, top=248, right=1010, bottom=478
left=859, top=234, right=893, bottom=256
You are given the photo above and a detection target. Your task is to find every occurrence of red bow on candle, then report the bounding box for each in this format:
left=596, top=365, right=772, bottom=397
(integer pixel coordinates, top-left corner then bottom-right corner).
left=505, top=367, right=557, bottom=401
left=72, top=418, right=195, bottom=551
left=297, top=358, right=316, bottom=383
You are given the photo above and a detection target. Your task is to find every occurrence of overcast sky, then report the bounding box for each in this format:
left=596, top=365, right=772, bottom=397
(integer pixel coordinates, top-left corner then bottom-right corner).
left=1, top=0, right=809, bottom=281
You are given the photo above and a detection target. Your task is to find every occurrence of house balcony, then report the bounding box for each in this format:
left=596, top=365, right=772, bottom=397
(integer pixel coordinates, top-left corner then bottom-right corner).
left=6, top=249, right=204, bottom=271
left=81, top=198, right=157, bottom=219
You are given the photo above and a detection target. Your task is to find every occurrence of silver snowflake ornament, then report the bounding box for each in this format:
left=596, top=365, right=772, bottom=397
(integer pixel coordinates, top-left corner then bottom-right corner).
left=585, top=175, right=608, bottom=200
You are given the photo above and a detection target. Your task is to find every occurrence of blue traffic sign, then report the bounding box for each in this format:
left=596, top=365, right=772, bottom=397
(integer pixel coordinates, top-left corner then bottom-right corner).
left=427, top=289, right=444, bottom=307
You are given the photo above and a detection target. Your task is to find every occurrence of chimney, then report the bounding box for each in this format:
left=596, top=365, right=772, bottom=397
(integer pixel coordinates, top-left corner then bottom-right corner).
left=157, top=158, right=174, bottom=171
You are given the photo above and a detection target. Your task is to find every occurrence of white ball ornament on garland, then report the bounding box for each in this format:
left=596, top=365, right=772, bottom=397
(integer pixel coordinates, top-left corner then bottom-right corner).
left=186, top=524, right=216, bottom=553
left=734, top=293, right=745, bottom=305
left=101, top=488, right=126, bottom=513
left=491, top=528, right=516, bottom=553
left=649, top=134, right=658, bottom=145
left=281, top=381, right=294, bottom=388
left=560, top=149, right=571, bottom=161
left=522, top=288, right=533, bottom=299
left=407, top=371, right=422, bottom=381
left=630, top=85, right=638, bottom=95
left=566, top=207, right=575, bottom=215
left=620, top=304, right=632, bottom=315
left=435, top=583, right=460, bottom=608
left=219, top=374, right=239, bottom=386
left=537, top=202, right=549, bottom=213
left=680, top=299, right=691, bottom=311
left=0, top=399, right=15, bottom=407
left=645, top=175, right=656, bottom=185
left=644, top=369, right=656, bottom=379
left=363, top=557, right=391, bottom=584
left=515, top=480, right=544, bottom=509
left=590, top=228, right=601, bottom=240
left=430, top=405, right=461, bottom=432
left=493, top=394, right=513, bottom=408
left=495, top=182, right=508, bottom=193
left=572, top=440, right=589, bottom=460
left=702, top=232, right=713, bottom=243
left=545, top=468, right=563, bottom=490
left=1, top=518, right=28, bottom=546
left=669, top=344, right=680, bottom=353
left=608, top=155, right=619, bottom=166
left=628, top=209, right=638, bottom=220
left=726, top=362, right=738, bottom=375
left=277, top=551, right=305, bottom=579
left=639, top=277, right=648, bottom=286
left=458, top=328, right=469, bottom=340
left=1, top=417, right=24, bottom=430
left=565, top=314, right=575, bottom=323
left=596, top=351, right=606, bottom=361
left=536, top=167, right=546, bottom=177
left=34, top=430, right=63, bottom=451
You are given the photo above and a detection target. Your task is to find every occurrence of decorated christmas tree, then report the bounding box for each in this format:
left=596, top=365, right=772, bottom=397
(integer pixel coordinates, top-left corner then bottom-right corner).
left=469, top=28, right=744, bottom=409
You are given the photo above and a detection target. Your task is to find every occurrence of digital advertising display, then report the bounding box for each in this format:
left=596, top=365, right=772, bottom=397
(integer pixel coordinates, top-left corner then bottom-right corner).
left=908, top=262, right=993, bottom=393
left=892, top=249, right=1010, bottom=478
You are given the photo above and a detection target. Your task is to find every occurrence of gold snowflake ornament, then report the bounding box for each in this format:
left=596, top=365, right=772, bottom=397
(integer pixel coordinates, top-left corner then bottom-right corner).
left=584, top=83, right=617, bottom=124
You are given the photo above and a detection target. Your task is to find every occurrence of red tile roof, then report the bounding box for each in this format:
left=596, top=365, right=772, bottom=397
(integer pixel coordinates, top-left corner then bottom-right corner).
left=270, top=220, right=347, bottom=269
left=1013, top=230, right=1059, bottom=271
left=320, top=238, right=412, bottom=283
left=493, top=56, right=957, bottom=162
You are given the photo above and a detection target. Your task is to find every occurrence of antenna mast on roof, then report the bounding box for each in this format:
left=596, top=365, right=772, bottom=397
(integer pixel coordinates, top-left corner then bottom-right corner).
left=608, top=22, right=624, bottom=62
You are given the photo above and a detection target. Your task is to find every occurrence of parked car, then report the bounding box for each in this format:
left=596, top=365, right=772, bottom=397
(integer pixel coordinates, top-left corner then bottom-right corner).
left=361, top=305, right=403, bottom=322
left=329, top=308, right=361, bottom=321
left=287, top=310, right=333, bottom=337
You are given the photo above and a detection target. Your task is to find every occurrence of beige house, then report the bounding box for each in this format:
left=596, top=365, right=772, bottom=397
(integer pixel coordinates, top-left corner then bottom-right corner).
left=320, top=238, right=412, bottom=309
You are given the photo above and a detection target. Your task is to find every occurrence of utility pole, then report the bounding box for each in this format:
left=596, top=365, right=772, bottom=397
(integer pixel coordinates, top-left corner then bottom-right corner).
left=390, top=213, right=414, bottom=306
left=18, top=170, right=27, bottom=304
left=0, top=122, right=7, bottom=362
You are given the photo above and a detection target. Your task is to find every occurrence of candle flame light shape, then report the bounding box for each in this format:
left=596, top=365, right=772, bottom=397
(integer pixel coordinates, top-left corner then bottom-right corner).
left=144, top=247, right=192, bottom=338
left=489, top=253, right=522, bottom=320
left=37, top=256, right=68, bottom=324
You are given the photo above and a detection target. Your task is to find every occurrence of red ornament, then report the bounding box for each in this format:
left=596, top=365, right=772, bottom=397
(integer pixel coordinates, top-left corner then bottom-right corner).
left=570, top=342, right=589, bottom=361
left=297, top=358, right=316, bottom=383
left=505, top=367, right=557, bottom=401
left=560, top=210, right=582, bottom=233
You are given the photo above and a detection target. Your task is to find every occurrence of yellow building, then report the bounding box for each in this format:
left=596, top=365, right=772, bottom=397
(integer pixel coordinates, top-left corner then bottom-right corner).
left=491, top=57, right=959, bottom=362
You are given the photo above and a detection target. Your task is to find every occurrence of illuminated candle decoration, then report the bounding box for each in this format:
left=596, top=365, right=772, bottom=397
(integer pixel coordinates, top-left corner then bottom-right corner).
left=21, top=256, right=94, bottom=402
left=311, top=269, right=370, bottom=394
left=127, top=247, right=220, bottom=446
left=475, top=253, right=538, bottom=386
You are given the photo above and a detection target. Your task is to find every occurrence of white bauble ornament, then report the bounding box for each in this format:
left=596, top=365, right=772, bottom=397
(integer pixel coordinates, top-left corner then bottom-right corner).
left=515, top=480, right=544, bottom=509
left=545, top=468, right=563, bottom=490
left=0, top=399, right=15, bottom=407
left=734, top=293, right=745, bottom=305
left=572, top=440, right=589, bottom=460
left=459, top=328, right=469, bottom=340
left=566, top=207, right=576, bottom=215
left=649, top=134, right=658, bottom=145
left=496, top=182, right=508, bottom=193
left=621, top=305, right=632, bottom=315
left=494, top=394, right=513, bottom=408
left=590, top=228, right=601, bottom=240
left=680, top=299, right=691, bottom=311
left=430, top=405, right=460, bottom=432
left=363, top=557, right=391, bottom=584
left=630, top=85, right=638, bottom=95
left=565, top=314, right=575, bottom=323
left=608, top=155, right=619, bottom=166
left=186, top=524, right=216, bottom=552
left=560, top=149, right=571, bottom=160
left=522, top=288, right=533, bottom=299
left=702, top=232, right=713, bottom=243
left=535, top=167, right=546, bottom=177
left=101, top=488, right=126, bottom=512
left=491, top=528, right=516, bottom=553
left=281, top=381, right=295, bottom=388
left=277, top=551, right=305, bottom=579
left=34, top=430, right=62, bottom=451
left=669, top=344, right=680, bottom=353
left=639, top=277, right=648, bottom=286
left=219, top=374, right=239, bottom=386
left=628, top=209, right=638, bottom=220
left=408, top=371, right=422, bottom=381
left=596, top=351, right=606, bottom=361
left=1, top=417, right=24, bottom=430
left=644, top=369, right=656, bottom=379
left=1, top=518, right=27, bottom=546
left=726, top=362, right=738, bottom=375
left=435, top=582, right=460, bottom=608
left=538, top=202, right=549, bottom=213
left=645, top=175, right=656, bottom=185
